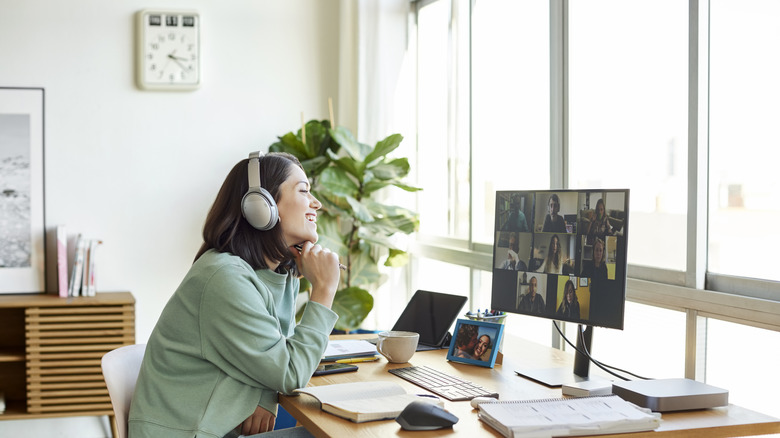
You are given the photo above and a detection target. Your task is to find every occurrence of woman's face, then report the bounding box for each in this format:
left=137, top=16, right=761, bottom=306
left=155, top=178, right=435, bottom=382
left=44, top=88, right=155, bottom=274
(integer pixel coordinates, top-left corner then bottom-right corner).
left=565, top=284, right=575, bottom=302
left=276, top=165, right=321, bottom=247
left=596, top=201, right=605, bottom=217
left=551, top=237, right=559, bottom=253
left=474, top=335, right=490, bottom=358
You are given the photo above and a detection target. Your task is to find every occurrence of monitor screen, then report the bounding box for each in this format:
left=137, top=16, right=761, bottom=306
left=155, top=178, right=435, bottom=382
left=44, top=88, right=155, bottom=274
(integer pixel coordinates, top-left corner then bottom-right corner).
left=491, top=190, right=629, bottom=330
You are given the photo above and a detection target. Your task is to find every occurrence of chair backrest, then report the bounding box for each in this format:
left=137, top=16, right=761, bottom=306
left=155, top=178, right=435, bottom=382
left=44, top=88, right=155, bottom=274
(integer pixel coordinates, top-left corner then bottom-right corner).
left=101, top=344, right=146, bottom=438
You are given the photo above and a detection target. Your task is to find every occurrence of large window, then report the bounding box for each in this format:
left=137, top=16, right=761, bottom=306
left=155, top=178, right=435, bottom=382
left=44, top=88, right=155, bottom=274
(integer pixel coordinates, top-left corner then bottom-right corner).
left=407, top=0, right=780, bottom=416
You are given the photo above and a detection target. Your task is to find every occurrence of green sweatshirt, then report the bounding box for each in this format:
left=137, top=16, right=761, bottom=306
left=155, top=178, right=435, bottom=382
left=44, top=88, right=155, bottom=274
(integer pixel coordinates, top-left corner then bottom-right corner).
left=128, top=249, right=338, bottom=438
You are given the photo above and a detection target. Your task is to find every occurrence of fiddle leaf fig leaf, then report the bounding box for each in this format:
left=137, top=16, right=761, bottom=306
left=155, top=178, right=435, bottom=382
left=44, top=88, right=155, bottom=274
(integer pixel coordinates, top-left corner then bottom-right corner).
left=365, top=133, right=403, bottom=165
left=332, top=287, right=374, bottom=332
left=370, top=157, right=410, bottom=180
left=269, top=132, right=308, bottom=158
left=385, top=249, right=410, bottom=267
left=345, top=195, right=374, bottom=223
left=319, top=167, right=359, bottom=198
left=327, top=149, right=366, bottom=181
left=330, top=126, right=371, bottom=161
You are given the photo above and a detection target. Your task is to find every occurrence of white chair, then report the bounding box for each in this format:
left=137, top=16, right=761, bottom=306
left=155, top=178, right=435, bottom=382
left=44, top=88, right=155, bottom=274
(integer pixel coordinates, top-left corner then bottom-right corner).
left=101, top=344, right=146, bottom=438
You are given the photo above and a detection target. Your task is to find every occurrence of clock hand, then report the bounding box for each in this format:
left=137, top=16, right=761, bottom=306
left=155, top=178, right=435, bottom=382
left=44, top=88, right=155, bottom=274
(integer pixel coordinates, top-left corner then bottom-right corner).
left=167, top=54, right=190, bottom=71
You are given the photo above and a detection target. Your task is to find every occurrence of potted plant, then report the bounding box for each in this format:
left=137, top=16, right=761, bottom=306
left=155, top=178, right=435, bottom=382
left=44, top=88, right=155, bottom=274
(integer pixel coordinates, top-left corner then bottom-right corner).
left=269, top=120, right=421, bottom=331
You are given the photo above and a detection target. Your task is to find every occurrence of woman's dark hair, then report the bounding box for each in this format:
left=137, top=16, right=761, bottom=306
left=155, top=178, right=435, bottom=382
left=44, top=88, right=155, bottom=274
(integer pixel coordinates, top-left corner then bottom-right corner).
left=195, top=152, right=304, bottom=271
left=455, top=324, right=479, bottom=348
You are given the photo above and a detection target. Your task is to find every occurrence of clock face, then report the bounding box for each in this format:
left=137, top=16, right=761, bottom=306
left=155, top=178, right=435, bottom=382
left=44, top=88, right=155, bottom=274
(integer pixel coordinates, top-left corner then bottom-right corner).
left=136, top=10, right=200, bottom=90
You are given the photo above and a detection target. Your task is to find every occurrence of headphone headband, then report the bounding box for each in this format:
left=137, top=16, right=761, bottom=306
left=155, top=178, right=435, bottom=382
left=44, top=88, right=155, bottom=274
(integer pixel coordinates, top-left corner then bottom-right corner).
left=247, top=151, right=262, bottom=188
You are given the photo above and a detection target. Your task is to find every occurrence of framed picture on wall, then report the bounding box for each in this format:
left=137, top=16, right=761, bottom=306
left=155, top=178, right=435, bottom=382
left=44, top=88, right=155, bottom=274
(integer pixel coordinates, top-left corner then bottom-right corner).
left=0, top=87, right=46, bottom=294
left=447, top=319, right=504, bottom=368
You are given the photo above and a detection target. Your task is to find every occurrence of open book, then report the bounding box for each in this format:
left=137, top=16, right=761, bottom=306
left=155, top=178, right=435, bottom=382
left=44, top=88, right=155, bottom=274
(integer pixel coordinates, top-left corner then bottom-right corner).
left=478, top=394, right=661, bottom=438
left=295, top=381, right=440, bottom=423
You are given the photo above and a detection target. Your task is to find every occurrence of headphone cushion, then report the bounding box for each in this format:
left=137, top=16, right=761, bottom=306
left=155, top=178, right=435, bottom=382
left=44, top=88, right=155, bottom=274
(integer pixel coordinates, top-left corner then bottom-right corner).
left=241, top=188, right=279, bottom=230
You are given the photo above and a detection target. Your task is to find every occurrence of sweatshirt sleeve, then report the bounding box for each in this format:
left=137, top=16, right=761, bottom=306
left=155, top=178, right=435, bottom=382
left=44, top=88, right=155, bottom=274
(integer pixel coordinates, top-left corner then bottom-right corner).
left=198, top=263, right=338, bottom=396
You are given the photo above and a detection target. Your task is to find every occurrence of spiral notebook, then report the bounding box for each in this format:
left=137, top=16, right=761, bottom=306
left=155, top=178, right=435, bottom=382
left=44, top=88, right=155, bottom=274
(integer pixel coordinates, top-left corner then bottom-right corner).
left=478, top=394, right=661, bottom=438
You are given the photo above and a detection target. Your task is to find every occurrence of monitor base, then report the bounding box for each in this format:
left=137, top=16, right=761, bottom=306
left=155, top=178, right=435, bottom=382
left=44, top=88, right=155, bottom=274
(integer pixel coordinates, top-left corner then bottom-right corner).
left=514, top=367, right=594, bottom=388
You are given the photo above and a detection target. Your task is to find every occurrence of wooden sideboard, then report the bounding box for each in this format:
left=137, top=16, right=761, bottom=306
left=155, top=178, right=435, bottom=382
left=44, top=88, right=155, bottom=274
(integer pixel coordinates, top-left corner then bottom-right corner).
left=0, top=292, right=134, bottom=421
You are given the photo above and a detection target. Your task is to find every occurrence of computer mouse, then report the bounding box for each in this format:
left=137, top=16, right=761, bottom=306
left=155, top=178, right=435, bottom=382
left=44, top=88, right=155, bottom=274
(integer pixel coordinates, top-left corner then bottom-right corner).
left=470, top=396, right=498, bottom=409
left=395, top=400, right=459, bottom=431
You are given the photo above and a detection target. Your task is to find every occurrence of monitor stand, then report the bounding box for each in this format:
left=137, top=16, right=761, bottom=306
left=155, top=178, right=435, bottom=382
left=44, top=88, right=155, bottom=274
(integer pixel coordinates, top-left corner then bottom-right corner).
left=515, top=324, right=597, bottom=387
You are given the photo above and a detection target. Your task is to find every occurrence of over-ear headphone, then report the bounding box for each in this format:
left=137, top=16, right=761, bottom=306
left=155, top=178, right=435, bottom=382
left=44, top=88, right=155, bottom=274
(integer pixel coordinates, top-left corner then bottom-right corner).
left=241, top=151, right=279, bottom=230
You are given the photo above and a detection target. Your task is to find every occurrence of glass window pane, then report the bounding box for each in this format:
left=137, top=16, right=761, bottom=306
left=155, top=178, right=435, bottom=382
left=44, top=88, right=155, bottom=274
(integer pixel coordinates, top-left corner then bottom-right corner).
left=586, top=302, right=686, bottom=379
left=706, top=319, right=780, bottom=418
left=568, top=0, right=688, bottom=271
left=417, top=1, right=454, bottom=237
left=709, top=0, right=780, bottom=282
left=471, top=0, right=550, bottom=244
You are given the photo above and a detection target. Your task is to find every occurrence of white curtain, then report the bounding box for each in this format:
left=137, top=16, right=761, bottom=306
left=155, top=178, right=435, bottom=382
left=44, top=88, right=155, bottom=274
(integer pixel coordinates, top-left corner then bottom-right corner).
left=339, top=0, right=410, bottom=144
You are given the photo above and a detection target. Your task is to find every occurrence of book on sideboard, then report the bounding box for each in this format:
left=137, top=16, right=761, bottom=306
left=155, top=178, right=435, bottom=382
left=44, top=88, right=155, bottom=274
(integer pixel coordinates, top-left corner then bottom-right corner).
left=64, top=231, right=102, bottom=297
left=56, top=225, right=69, bottom=298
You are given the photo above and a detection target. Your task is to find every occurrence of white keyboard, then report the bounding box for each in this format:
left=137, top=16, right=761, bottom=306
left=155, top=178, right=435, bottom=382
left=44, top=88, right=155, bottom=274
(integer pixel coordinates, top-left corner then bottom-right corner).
left=388, top=365, right=499, bottom=401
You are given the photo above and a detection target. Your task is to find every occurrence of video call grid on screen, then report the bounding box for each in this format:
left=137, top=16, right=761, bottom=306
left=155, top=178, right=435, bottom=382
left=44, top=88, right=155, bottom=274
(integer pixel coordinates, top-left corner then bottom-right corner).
left=491, top=189, right=629, bottom=330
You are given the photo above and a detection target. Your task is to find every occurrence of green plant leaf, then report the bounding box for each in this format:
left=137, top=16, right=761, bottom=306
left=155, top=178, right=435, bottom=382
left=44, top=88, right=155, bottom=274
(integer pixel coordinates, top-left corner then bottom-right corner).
left=330, top=126, right=372, bottom=161
left=302, top=120, right=331, bottom=157
left=370, top=157, right=410, bottom=180
left=389, top=181, right=424, bottom=192
left=365, top=134, right=403, bottom=165
left=327, top=149, right=366, bottom=181
left=385, top=249, right=409, bottom=267
left=345, top=195, right=374, bottom=223
left=319, top=167, right=359, bottom=198
left=316, top=190, right=353, bottom=215
left=332, top=287, right=374, bottom=331
left=364, top=215, right=419, bottom=235
left=269, top=132, right=307, bottom=159
left=348, top=249, right=384, bottom=287
left=315, top=216, right=349, bottom=259
left=300, top=156, right=330, bottom=177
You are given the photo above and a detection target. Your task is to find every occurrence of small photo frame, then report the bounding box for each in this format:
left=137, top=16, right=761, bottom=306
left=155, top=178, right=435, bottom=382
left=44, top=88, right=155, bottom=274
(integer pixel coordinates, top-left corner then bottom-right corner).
left=447, top=318, right=504, bottom=368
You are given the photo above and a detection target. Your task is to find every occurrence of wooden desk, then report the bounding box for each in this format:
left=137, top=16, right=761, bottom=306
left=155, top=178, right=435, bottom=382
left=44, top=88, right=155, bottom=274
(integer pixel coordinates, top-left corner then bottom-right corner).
left=279, top=335, right=780, bottom=438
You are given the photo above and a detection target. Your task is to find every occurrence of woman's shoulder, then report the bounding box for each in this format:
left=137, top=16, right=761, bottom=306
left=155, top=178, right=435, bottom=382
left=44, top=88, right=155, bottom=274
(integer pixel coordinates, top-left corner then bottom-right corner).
left=196, top=249, right=253, bottom=272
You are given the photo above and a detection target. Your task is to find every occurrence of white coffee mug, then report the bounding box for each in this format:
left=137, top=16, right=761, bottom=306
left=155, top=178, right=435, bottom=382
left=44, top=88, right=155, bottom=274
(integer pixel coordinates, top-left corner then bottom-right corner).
left=377, top=331, right=419, bottom=363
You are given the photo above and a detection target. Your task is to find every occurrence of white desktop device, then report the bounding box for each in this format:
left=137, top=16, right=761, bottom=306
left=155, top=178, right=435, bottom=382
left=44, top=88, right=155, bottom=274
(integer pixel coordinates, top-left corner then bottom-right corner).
left=611, top=378, right=728, bottom=412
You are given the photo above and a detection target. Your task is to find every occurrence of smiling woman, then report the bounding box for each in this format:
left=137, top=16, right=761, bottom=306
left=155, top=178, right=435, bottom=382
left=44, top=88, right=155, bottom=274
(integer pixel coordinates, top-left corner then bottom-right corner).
left=128, top=151, right=340, bottom=438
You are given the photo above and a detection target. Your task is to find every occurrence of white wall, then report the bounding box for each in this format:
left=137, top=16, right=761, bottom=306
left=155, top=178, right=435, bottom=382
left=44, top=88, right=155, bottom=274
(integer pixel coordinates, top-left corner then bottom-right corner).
left=0, top=0, right=342, bottom=436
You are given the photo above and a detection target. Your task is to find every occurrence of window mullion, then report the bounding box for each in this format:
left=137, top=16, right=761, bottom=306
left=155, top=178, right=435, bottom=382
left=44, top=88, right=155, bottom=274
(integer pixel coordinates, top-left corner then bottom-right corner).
left=550, top=0, right=567, bottom=190
left=687, top=0, right=709, bottom=290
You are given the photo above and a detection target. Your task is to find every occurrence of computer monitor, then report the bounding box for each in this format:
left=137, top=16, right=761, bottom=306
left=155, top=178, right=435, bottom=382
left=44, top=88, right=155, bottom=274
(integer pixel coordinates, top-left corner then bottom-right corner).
left=491, top=189, right=629, bottom=386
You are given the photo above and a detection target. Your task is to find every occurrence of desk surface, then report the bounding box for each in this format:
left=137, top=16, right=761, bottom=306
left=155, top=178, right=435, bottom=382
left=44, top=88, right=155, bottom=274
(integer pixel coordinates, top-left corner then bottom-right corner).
left=280, top=335, right=780, bottom=438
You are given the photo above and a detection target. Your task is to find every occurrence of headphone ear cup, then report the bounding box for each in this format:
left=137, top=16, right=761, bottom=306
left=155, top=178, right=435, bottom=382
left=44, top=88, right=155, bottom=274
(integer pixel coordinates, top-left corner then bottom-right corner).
left=241, top=187, right=279, bottom=231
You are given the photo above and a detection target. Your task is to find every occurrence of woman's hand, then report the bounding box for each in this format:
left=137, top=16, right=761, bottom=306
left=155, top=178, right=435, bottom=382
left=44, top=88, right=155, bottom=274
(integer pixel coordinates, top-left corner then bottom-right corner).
left=292, top=241, right=340, bottom=308
left=239, top=405, right=276, bottom=436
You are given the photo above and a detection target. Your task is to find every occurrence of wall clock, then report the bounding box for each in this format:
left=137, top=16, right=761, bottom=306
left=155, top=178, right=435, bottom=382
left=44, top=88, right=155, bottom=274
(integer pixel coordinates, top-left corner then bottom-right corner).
left=135, top=9, right=200, bottom=91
